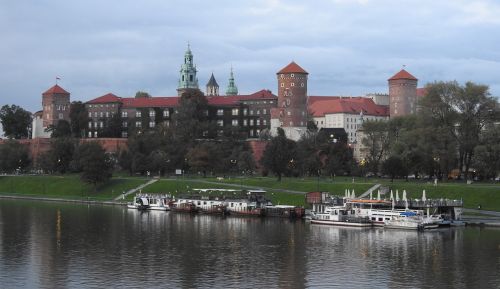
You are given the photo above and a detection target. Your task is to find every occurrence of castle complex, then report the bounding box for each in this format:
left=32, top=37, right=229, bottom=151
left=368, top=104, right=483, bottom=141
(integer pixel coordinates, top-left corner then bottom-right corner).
left=31, top=45, right=423, bottom=159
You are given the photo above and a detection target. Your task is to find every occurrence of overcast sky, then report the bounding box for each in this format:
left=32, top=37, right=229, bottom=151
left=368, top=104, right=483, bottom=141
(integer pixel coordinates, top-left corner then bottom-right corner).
left=1, top=0, right=500, bottom=118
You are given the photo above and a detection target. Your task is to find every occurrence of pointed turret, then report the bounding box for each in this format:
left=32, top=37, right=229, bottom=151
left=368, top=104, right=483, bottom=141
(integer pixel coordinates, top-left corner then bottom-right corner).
left=206, top=73, right=219, bottom=96
left=225, top=67, right=238, bottom=96
left=177, top=43, right=199, bottom=96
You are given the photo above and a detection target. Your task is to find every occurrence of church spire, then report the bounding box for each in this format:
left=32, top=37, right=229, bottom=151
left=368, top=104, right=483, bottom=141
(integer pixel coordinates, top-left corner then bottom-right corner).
left=206, top=73, right=219, bottom=96
left=177, top=43, right=199, bottom=96
left=225, top=66, right=238, bottom=96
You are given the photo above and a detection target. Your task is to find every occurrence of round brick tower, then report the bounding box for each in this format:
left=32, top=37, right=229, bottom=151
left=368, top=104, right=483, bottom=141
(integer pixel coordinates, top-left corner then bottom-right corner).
left=388, top=69, right=418, bottom=117
left=270, top=61, right=308, bottom=140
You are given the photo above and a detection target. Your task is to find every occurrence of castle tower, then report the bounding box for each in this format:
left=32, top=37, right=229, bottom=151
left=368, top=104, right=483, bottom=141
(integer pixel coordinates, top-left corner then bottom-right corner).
left=206, top=73, right=219, bottom=96
left=270, top=61, right=308, bottom=141
left=225, top=67, right=238, bottom=96
left=177, top=44, right=199, bottom=96
left=32, top=84, right=71, bottom=138
left=388, top=69, right=418, bottom=117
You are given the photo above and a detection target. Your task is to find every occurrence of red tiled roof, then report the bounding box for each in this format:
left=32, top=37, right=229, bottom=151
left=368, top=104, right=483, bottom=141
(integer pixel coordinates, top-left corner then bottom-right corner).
left=43, top=84, right=69, bottom=95
left=87, top=93, right=121, bottom=104
left=122, top=97, right=179, bottom=108
left=388, top=69, right=417, bottom=81
left=309, top=97, right=389, bottom=117
left=277, top=61, right=308, bottom=74
left=205, top=89, right=277, bottom=106
left=308, top=96, right=342, bottom=105
left=416, top=87, right=427, bottom=98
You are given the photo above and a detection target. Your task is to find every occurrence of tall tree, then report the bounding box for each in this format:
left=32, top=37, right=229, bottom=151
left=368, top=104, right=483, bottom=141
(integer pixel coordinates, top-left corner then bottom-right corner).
left=101, top=113, right=122, bottom=138
left=46, top=120, right=72, bottom=138
left=77, top=142, right=113, bottom=191
left=360, top=120, right=390, bottom=174
left=0, top=105, right=32, bottom=139
left=0, top=140, right=31, bottom=173
left=421, top=81, right=498, bottom=179
left=261, top=128, right=297, bottom=181
left=382, top=155, right=407, bottom=182
left=38, top=137, right=76, bottom=174
left=69, top=101, right=89, bottom=138
left=172, top=89, right=209, bottom=144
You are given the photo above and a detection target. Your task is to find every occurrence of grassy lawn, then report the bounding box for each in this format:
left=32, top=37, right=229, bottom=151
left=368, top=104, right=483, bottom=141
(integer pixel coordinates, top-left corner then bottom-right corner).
left=0, top=175, right=147, bottom=201
left=1, top=175, right=498, bottom=211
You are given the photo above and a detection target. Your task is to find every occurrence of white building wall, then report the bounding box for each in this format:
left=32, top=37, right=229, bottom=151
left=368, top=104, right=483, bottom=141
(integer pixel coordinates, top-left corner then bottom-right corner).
left=31, top=115, right=51, bottom=138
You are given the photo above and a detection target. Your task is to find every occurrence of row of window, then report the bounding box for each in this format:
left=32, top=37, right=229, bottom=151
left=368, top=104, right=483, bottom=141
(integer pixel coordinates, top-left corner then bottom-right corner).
left=242, top=100, right=274, bottom=105
left=88, top=129, right=263, bottom=139
left=89, top=111, right=115, bottom=118
left=88, top=104, right=116, bottom=108
left=280, top=82, right=305, bottom=87
left=88, top=118, right=268, bottom=130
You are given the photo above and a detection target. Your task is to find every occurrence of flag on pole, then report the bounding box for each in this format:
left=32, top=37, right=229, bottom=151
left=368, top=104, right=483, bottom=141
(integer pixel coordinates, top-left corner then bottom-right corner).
left=56, top=77, right=61, bottom=80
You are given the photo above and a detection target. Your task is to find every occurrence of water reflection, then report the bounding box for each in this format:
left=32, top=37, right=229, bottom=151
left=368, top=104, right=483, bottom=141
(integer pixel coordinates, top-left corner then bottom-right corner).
left=0, top=200, right=499, bottom=289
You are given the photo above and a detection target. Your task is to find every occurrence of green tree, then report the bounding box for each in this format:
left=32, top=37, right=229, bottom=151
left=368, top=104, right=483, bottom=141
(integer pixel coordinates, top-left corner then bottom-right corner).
left=421, top=81, right=498, bottom=179
left=172, top=89, right=209, bottom=144
left=38, top=137, right=76, bottom=174
left=473, top=124, right=500, bottom=179
left=186, top=142, right=220, bottom=177
left=261, top=128, right=297, bottom=181
left=0, top=105, right=32, bottom=139
left=69, top=101, right=89, bottom=138
left=360, top=120, right=390, bottom=174
left=0, top=140, right=31, bottom=173
left=77, top=142, right=113, bottom=191
left=135, top=91, right=151, bottom=98
left=101, top=113, right=122, bottom=138
left=382, top=155, right=407, bottom=182
left=46, top=120, right=72, bottom=138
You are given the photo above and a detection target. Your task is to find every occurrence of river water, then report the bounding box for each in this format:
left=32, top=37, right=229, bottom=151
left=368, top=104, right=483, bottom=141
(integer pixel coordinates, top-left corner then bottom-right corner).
left=0, top=199, right=499, bottom=289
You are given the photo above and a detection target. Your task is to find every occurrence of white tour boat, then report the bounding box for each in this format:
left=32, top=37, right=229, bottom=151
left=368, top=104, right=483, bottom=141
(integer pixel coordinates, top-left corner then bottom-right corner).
left=310, top=205, right=372, bottom=227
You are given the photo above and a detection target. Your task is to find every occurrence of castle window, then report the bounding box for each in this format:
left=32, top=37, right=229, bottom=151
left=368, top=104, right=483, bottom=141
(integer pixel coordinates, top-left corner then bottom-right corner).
left=122, top=111, right=128, bottom=118
left=88, top=131, right=92, bottom=138
left=287, top=111, right=291, bottom=116
left=243, top=119, right=248, bottom=126
left=263, top=119, right=267, bottom=126
left=301, top=83, right=304, bottom=87
left=232, top=119, right=238, bottom=126
left=88, top=122, right=92, bottom=128
left=250, top=119, right=254, bottom=126
left=263, top=109, right=267, bottom=114
left=257, top=110, right=260, bottom=115
left=270, top=101, right=274, bottom=104
left=100, top=112, right=103, bottom=117
left=149, top=121, right=155, bottom=128
left=217, top=130, right=223, bottom=136
left=291, top=83, right=295, bottom=87
left=94, top=112, right=98, bottom=117
left=149, top=110, right=155, bottom=117
left=135, top=121, right=141, bottom=128
left=88, top=112, right=92, bottom=118
left=106, top=112, right=109, bottom=118
left=99, top=121, right=104, bottom=128
left=123, top=121, right=128, bottom=128
left=217, top=120, right=224, bottom=127
left=250, top=130, right=254, bottom=137
left=256, top=119, right=260, bottom=126
left=163, top=110, right=169, bottom=117
left=217, top=109, right=224, bottom=116
left=94, top=131, right=98, bottom=138
left=281, top=83, right=284, bottom=87
left=94, top=122, right=98, bottom=128
left=121, top=132, right=128, bottom=138
left=250, top=110, right=254, bottom=115
left=232, top=108, right=239, bottom=116
left=243, top=109, right=248, bottom=116
left=291, top=74, right=294, bottom=78
left=256, top=129, right=260, bottom=136
left=136, top=111, right=141, bottom=118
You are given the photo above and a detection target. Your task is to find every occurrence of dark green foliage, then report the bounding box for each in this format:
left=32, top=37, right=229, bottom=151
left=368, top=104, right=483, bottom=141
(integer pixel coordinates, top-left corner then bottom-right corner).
left=38, top=137, right=76, bottom=174
left=69, top=101, right=88, bottom=138
left=77, top=142, right=113, bottom=190
left=46, top=119, right=72, bottom=138
left=261, top=128, right=297, bottom=181
left=0, top=105, right=32, bottom=139
left=382, top=155, right=407, bottom=182
left=0, top=140, right=31, bottom=173
left=101, top=113, right=122, bottom=138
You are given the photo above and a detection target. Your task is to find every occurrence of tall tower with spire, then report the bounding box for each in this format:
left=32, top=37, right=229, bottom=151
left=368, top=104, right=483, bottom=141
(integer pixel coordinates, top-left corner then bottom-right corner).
left=177, top=44, right=199, bottom=96
left=225, top=67, right=238, bottom=96
left=206, top=73, right=219, bottom=96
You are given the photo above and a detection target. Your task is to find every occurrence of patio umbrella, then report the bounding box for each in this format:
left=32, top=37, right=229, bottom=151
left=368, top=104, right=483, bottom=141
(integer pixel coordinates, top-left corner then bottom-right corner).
left=422, top=190, right=427, bottom=202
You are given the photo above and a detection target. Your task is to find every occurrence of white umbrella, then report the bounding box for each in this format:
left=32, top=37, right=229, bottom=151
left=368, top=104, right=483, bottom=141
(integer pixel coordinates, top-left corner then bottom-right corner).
left=370, top=191, right=373, bottom=200
left=402, top=190, right=407, bottom=201
left=396, top=190, right=400, bottom=201
left=377, top=190, right=381, bottom=200
left=346, top=189, right=350, bottom=198
left=422, top=190, right=427, bottom=202
left=390, top=190, right=394, bottom=201
left=352, top=190, right=356, bottom=199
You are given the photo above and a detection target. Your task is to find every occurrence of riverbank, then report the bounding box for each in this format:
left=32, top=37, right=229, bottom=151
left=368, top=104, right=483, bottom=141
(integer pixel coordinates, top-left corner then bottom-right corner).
left=1, top=175, right=500, bottom=211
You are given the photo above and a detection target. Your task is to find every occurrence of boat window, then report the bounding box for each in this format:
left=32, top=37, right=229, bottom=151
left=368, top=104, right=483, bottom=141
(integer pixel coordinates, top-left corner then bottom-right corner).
left=197, top=201, right=201, bottom=205
left=203, top=201, right=206, bottom=205
left=371, top=217, right=376, bottom=221
left=385, top=218, right=390, bottom=220
left=239, top=203, right=242, bottom=206
left=378, top=218, right=383, bottom=222
left=231, top=203, right=234, bottom=207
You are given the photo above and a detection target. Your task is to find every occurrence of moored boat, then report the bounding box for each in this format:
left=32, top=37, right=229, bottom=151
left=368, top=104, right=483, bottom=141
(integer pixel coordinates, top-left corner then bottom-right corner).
left=384, top=211, right=439, bottom=230
left=310, top=205, right=372, bottom=227
left=127, top=196, right=150, bottom=210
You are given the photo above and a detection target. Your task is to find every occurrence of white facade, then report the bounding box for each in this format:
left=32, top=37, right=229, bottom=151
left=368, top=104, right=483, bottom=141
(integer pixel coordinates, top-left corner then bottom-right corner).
left=270, top=118, right=306, bottom=141
left=313, top=112, right=387, bottom=143
left=31, top=113, right=51, bottom=139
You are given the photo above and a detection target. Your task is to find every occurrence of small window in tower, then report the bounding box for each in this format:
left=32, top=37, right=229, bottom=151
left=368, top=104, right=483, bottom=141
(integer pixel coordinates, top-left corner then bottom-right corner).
left=281, top=83, right=284, bottom=87
left=291, top=74, right=294, bottom=78
left=291, top=83, right=295, bottom=87
left=59, top=113, right=63, bottom=119
left=301, top=83, right=304, bottom=87
left=182, top=75, right=185, bottom=81
left=190, top=75, right=193, bottom=81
